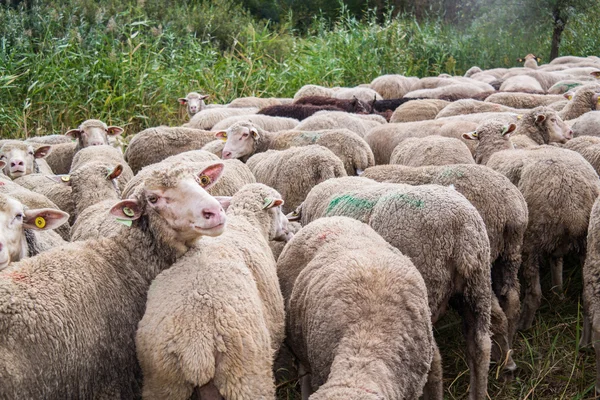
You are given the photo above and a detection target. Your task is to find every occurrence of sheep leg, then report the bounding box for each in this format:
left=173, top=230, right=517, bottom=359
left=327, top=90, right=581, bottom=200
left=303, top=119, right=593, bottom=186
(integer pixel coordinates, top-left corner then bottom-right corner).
left=594, top=323, right=600, bottom=395
left=299, top=363, right=312, bottom=400
left=581, top=313, right=592, bottom=349
left=457, top=296, right=491, bottom=400
left=550, top=256, right=565, bottom=298
left=422, top=340, right=443, bottom=400
left=518, top=252, right=542, bottom=331
left=492, top=248, right=521, bottom=352
left=490, top=295, right=516, bottom=373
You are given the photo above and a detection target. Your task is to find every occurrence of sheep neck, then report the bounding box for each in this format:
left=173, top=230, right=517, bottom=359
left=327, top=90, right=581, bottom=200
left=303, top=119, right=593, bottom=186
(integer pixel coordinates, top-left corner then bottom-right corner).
left=253, top=130, right=275, bottom=154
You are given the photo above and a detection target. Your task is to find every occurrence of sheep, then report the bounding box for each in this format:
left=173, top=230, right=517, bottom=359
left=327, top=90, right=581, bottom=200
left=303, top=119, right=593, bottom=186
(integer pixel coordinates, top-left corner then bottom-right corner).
left=228, top=96, right=292, bottom=109
left=27, top=135, right=73, bottom=145
left=518, top=53, right=540, bottom=69
left=294, top=95, right=372, bottom=113
left=70, top=144, right=133, bottom=191
left=269, top=220, right=301, bottom=261
left=484, top=92, right=566, bottom=109
left=389, top=136, right=475, bottom=166
left=246, top=146, right=347, bottom=214
left=0, top=192, right=68, bottom=270
left=390, top=99, right=450, bottom=123
left=558, top=83, right=600, bottom=120
left=0, top=162, right=228, bottom=399
left=292, top=176, right=492, bottom=399
left=295, top=110, right=384, bottom=138
left=548, top=80, right=584, bottom=94
left=65, top=119, right=124, bottom=152
left=581, top=196, right=600, bottom=395
left=293, top=84, right=336, bottom=101
left=369, top=74, right=418, bottom=99
left=43, top=141, right=77, bottom=175
left=136, top=183, right=290, bottom=399
left=211, top=114, right=299, bottom=132
left=217, top=122, right=374, bottom=175
left=278, top=216, right=436, bottom=399
left=361, top=163, right=528, bottom=371
left=470, top=122, right=600, bottom=328
left=201, top=140, right=225, bottom=158
left=185, top=107, right=258, bottom=130
left=13, top=173, right=76, bottom=225
left=333, top=86, right=383, bottom=103
left=257, top=104, right=343, bottom=120
left=499, top=75, right=545, bottom=93
left=124, top=126, right=218, bottom=173
left=465, top=66, right=483, bottom=77
left=69, top=161, right=124, bottom=218
left=0, top=140, right=52, bottom=179
left=436, top=99, right=526, bottom=119
left=370, top=97, right=423, bottom=113
left=404, top=77, right=495, bottom=101
left=564, top=136, right=600, bottom=175
left=550, top=55, right=600, bottom=65
left=571, top=111, right=600, bottom=137
left=178, top=91, right=209, bottom=118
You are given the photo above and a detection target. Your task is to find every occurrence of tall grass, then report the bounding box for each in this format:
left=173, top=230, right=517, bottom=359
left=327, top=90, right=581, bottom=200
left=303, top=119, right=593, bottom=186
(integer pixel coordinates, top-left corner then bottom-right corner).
left=3, top=1, right=598, bottom=137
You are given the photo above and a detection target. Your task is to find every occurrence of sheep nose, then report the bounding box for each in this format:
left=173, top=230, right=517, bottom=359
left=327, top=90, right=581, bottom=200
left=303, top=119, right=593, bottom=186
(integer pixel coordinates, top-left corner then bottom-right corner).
left=222, top=151, right=232, bottom=159
left=567, top=129, right=573, bottom=139
left=10, top=160, right=24, bottom=167
left=202, top=209, right=216, bottom=220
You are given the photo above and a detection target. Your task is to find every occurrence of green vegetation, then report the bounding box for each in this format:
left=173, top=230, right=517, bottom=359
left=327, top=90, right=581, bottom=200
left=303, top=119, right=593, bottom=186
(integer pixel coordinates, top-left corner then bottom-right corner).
left=1, top=0, right=598, bottom=137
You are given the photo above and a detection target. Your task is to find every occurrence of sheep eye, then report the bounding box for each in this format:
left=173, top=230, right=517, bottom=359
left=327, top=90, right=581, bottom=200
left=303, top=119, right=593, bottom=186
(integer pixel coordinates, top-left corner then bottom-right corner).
left=28, top=151, right=34, bottom=155
left=147, top=195, right=158, bottom=204
left=15, top=213, right=23, bottom=221
left=198, top=175, right=211, bottom=187
left=0, top=155, right=5, bottom=160
left=241, top=132, right=249, bottom=138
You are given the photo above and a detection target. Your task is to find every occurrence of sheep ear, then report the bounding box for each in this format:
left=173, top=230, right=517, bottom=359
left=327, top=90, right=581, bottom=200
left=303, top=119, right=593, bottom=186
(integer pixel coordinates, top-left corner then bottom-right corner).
left=263, top=198, right=284, bottom=210
left=0, top=160, right=6, bottom=169
left=502, top=123, right=517, bottom=136
left=33, top=145, right=52, bottom=159
left=65, top=128, right=82, bottom=138
left=250, top=127, right=259, bottom=140
left=564, top=91, right=574, bottom=100
left=286, top=209, right=301, bottom=221
left=47, top=175, right=72, bottom=186
left=106, top=126, right=124, bottom=136
left=592, top=71, right=600, bottom=78
left=110, top=199, right=142, bottom=221
left=106, top=164, right=123, bottom=180
left=536, top=57, right=541, bottom=63
left=462, top=131, right=478, bottom=140
left=23, top=208, right=69, bottom=231
left=535, top=114, right=546, bottom=124
left=197, top=163, right=224, bottom=190
left=594, top=93, right=600, bottom=106
left=200, top=95, right=209, bottom=100
left=215, top=131, right=227, bottom=141
left=178, top=98, right=188, bottom=105
left=213, top=196, right=232, bottom=211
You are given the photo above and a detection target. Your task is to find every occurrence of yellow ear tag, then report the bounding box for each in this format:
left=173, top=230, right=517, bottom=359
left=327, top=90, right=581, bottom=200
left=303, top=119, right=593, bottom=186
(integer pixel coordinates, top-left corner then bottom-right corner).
left=123, top=207, right=135, bottom=217
left=35, top=216, right=46, bottom=229
left=568, top=95, right=573, bottom=100
left=517, top=115, right=523, bottom=120
left=61, top=176, right=70, bottom=182
left=219, top=133, right=227, bottom=142
left=198, top=175, right=211, bottom=187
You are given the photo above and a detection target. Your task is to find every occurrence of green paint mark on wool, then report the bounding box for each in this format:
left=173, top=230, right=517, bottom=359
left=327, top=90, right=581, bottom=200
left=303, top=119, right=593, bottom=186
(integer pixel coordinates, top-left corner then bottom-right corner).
left=563, top=82, right=582, bottom=91
left=439, top=167, right=464, bottom=179
left=326, top=194, right=376, bottom=215
left=297, top=132, right=321, bottom=144
left=382, top=192, right=425, bottom=209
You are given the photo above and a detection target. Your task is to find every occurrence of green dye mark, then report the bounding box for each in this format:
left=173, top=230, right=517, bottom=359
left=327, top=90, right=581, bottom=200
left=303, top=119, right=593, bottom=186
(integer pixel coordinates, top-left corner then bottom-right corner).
left=298, top=132, right=321, bottom=144
left=439, top=167, right=464, bottom=179
left=563, top=82, right=582, bottom=90
left=326, top=194, right=376, bottom=215
left=383, top=193, right=425, bottom=209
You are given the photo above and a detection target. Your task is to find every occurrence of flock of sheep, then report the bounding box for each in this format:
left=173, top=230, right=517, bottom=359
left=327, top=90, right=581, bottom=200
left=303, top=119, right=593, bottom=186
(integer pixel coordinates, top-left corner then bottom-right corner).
left=1, top=53, right=600, bottom=399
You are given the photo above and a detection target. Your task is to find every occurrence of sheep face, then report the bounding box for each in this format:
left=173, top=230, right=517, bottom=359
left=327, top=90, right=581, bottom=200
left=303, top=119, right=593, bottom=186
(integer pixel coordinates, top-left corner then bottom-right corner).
left=463, top=121, right=515, bottom=165
left=264, top=197, right=292, bottom=242
left=66, top=119, right=124, bottom=148
left=0, top=142, right=51, bottom=179
left=110, top=163, right=227, bottom=245
left=0, top=194, right=69, bottom=270
left=217, top=123, right=258, bottom=161
left=538, top=112, right=573, bottom=144
left=179, top=92, right=209, bottom=117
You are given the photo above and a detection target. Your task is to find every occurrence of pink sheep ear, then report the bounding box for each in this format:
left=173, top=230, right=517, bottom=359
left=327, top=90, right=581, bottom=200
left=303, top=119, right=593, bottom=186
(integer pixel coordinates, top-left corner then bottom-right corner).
left=213, top=196, right=232, bottom=211
left=178, top=98, right=188, bottom=105
left=0, top=160, right=6, bottom=170
left=462, top=131, right=478, bottom=140
left=563, top=91, right=574, bottom=100
left=263, top=198, right=284, bottom=210
left=23, top=208, right=69, bottom=231
left=106, top=164, right=123, bottom=180
left=250, top=127, right=259, bottom=140
left=215, top=131, right=227, bottom=141
left=535, top=114, right=546, bottom=124
left=502, top=123, right=517, bottom=136
left=34, top=145, right=52, bottom=159
left=65, top=128, right=82, bottom=138
left=106, top=126, right=124, bottom=136
left=110, top=199, right=142, bottom=220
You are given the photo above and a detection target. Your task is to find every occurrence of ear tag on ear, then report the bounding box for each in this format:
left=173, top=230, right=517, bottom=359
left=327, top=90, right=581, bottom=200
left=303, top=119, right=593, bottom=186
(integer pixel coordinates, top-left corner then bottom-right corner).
left=105, top=170, right=114, bottom=179
left=35, top=217, right=46, bottom=229
left=123, top=207, right=135, bottom=217
left=61, top=175, right=70, bottom=182
left=517, top=115, right=523, bottom=120
left=263, top=198, right=274, bottom=210
left=116, top=218, right=132, bottom=227
left=501, top=126, right=510, bottom=135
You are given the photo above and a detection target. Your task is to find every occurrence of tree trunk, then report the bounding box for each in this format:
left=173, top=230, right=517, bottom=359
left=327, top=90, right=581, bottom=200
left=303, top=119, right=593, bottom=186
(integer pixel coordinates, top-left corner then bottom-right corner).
left=550, top=9, right=566, bottom=61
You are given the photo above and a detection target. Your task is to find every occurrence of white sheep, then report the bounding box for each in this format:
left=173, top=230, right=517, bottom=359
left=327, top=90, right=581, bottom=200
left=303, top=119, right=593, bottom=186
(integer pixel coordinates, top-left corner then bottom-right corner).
left=178, top=91, right=209, bottom=118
